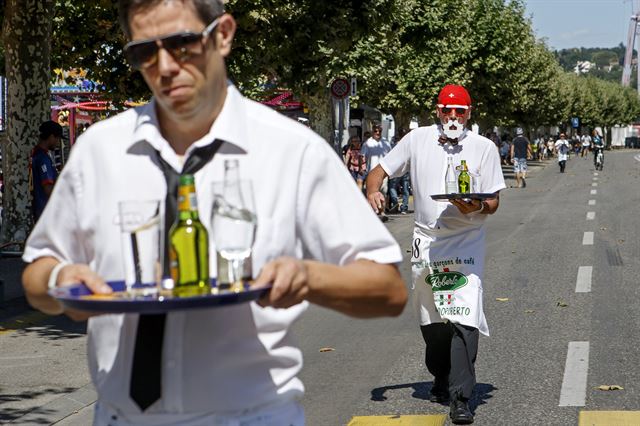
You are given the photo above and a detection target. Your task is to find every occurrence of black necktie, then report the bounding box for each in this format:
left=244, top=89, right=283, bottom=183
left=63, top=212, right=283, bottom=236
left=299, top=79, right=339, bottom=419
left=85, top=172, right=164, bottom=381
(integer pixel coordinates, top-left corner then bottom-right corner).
left=129, top=140, right=222, bottom=411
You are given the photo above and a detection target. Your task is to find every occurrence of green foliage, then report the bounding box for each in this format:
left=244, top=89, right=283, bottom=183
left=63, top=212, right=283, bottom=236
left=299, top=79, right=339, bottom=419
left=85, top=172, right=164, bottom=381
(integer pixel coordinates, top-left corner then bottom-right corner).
left=50, top=0, right=150, bottom=103
left=38, top=0, right=640, bottom=129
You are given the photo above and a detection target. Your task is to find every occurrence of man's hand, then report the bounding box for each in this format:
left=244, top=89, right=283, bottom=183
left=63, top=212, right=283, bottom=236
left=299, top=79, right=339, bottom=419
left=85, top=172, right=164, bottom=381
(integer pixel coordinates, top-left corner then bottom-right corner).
left=367, top=191, right=386, bottom=214
left=23, top=258, right=112, bottom=321
left=55, top=264, right=112, bottom=321
left=450, top=198, right=483, bottom=215
left=252, top=257, right=309, bottom=309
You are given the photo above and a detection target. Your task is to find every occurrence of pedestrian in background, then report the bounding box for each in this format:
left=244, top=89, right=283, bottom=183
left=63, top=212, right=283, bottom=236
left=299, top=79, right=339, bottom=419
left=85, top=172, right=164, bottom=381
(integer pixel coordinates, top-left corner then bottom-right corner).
left=29, top=120, right=62, bottom=223
left=580, top=132, right=592, bottom=158
left=555, top=133, right=571, bottom=173
left=510, top=128, right=532, bottom=188
left=366, top=84, right=505, bottom=425
left=362, top=124, right=392, bottom=221
left=21, top=1, right=407, bottom=424
left=388, top=129, right=411, bottom=214
left=344, top=135, right=366, bottom=190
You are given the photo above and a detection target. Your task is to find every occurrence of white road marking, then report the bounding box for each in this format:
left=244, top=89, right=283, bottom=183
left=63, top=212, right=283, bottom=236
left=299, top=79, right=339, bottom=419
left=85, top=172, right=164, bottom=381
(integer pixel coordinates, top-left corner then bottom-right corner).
left=586, top=212, right=595, bottom=220
left=559, top=342, right=589, bottom=406
left=588, top=200, right=596, bottom=206
left=634, top=154, right=640, bottom=162
left=593, top=177, right=598, bottom=181
left=594, top=172, right=599, bottom=176
left=576, top=266, right=593, bottom=293
left=583, top=232, right=594, bottom=245
left=592, top=183, right=598, bottom=187
left=590, top=190, right=597, bottom=195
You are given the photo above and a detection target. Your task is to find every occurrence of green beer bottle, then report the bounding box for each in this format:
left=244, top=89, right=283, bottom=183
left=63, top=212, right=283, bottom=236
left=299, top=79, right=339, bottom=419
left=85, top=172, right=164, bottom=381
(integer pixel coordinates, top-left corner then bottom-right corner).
left=458, top=160, right=471, bottom=194
left=169, top=174, right=210, bottom=297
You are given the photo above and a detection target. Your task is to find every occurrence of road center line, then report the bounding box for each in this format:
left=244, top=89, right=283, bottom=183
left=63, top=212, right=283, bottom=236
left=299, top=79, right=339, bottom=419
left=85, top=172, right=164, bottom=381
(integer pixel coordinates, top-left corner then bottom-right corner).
left=586, top=212, right=595, bottom=220
left=583, top=232, right=594, bottom=245
left=559, top=341, right=589, bottom=407
left=592, top=183, right=598, bottom=187
left=594, top=172, right=599, bottom=176
left=588, top=200, right=596, bottom=206
left=576, top=266, right=593, bottom=293
left=590, top=189, right=597, bottom=195
left=593, top=177, right=598, bottom=181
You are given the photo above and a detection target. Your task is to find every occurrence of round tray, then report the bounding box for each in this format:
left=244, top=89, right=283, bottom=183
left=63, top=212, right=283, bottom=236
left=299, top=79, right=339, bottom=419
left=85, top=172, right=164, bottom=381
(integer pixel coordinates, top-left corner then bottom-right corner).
left=49, top=280, right=271, bottom=314
left=431, top=193, right=497, bottom=201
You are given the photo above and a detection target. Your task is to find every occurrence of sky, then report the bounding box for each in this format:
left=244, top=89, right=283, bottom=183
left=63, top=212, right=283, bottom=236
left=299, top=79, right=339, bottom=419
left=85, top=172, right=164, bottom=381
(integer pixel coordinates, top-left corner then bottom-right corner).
left=524, top=0, right=636, bottom=50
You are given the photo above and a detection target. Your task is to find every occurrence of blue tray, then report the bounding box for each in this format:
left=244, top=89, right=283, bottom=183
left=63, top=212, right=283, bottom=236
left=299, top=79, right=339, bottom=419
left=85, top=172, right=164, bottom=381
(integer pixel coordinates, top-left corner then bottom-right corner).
left=49, top=280, right=271, bottom=314
left=431, top=193, right=497, bottom=201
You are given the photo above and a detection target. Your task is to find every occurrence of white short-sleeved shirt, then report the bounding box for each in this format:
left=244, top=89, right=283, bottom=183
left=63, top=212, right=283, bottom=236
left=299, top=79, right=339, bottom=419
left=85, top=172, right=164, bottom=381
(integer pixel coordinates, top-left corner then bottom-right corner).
left=555, top=139, right=570, bottom=161
left=23, top=84, right=402, bottom=422
left=380, top=125, right=506, bottom=237
left=361, top=136, right=391, bottom=172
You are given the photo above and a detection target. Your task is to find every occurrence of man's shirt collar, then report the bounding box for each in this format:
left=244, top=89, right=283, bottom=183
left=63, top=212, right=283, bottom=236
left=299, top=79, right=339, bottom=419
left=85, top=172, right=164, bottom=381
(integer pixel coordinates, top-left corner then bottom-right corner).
left=131, top=82, right=249, bottom=159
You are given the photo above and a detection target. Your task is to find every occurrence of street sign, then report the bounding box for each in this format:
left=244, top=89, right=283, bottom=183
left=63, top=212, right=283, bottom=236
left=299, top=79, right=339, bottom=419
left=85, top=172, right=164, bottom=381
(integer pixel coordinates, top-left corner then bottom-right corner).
left=571, top=117, right=580, bottom=128
left=350, top=78, right=357, bottom=97
left=330, top=78, right=349, bottom=99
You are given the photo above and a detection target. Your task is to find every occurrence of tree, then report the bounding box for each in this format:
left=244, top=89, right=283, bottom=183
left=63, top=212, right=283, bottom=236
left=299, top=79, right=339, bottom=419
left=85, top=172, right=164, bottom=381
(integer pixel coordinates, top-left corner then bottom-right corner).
left=1, top=0, right=56, bottom=243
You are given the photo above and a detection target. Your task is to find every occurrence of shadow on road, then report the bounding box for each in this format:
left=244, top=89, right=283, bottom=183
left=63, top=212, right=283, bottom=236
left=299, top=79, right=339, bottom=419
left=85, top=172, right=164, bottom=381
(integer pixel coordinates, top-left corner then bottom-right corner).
left=370, top=381, right=496, bottom=411
left=0, top=387, right=76, bottom=424
left=2, top=314, right=87, bottom=341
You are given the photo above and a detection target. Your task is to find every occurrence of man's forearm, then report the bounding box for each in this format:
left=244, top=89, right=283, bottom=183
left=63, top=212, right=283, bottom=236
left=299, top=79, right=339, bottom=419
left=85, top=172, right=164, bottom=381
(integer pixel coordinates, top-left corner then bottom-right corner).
left=365, top=165, right=387, bottom=196
left=304, top=259, right=407, bottom=318
left=22, top=257, right=64, bottom=315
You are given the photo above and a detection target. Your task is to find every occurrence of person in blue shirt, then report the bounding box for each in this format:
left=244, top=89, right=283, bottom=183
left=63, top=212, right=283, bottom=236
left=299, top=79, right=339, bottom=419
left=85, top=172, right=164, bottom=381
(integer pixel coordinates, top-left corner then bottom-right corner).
left=30, top=120, right=62, bottom=223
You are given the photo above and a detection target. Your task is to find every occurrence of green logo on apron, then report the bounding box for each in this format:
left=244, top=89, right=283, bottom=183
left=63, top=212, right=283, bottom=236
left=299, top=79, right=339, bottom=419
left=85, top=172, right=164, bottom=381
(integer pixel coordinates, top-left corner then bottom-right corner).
left=425, top=271, right=468, bottom=291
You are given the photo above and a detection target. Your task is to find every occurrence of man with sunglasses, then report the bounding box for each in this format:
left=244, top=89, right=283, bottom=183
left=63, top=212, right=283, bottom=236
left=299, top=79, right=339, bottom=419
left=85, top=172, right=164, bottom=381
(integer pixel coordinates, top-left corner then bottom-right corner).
left=366, top=85, right=505, bottom=425
left=362, top=124, right=392, bottom=220
left=21, top=1, right=407, bottom=424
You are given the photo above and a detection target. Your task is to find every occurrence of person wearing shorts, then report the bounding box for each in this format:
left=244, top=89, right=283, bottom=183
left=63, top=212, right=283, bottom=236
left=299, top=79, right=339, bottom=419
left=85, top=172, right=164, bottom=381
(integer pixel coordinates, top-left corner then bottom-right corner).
left=510, top=128, right=532, bottom=188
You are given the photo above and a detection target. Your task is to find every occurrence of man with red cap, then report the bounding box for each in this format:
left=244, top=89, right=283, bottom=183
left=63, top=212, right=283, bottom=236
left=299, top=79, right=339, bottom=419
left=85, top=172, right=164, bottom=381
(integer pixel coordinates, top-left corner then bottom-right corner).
left=365, top=84, right=505, bottom=424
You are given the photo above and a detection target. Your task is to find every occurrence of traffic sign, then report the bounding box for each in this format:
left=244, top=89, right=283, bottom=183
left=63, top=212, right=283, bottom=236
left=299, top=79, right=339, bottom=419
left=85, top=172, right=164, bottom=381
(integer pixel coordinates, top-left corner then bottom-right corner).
left=571, top=117, right=580, bottom=128
left=330, top=78, right=350, bottom=99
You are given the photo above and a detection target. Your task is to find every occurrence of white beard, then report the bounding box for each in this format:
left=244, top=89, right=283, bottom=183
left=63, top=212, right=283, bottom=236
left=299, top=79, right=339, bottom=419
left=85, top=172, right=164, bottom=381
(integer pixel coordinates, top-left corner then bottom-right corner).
left=443, top=119, right=465, bottom=139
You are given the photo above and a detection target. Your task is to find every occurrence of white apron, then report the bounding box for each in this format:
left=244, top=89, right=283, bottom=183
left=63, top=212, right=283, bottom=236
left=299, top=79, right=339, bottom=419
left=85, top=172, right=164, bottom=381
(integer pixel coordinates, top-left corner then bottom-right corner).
left=411, top=225, right=489, bottom=336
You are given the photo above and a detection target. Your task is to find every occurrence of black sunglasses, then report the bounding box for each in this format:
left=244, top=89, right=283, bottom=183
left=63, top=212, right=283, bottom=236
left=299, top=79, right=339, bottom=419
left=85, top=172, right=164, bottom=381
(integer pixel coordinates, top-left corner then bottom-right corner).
left=440, top=107, right=468, bottom=115
left=124, top=17, right=221, bottom=70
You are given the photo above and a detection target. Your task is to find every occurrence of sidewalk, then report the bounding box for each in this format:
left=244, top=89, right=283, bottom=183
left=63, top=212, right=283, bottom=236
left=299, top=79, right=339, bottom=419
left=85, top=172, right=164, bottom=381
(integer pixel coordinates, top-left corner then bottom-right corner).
left=0, top=255, right=97, bottom=425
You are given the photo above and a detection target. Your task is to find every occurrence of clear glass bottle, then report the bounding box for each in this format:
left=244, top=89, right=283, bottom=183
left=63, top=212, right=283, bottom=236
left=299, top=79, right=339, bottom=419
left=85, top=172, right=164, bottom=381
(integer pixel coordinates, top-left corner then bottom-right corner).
left=169, top=174, right=210, bottom=297
left=445, top=156, right=458, bottom=194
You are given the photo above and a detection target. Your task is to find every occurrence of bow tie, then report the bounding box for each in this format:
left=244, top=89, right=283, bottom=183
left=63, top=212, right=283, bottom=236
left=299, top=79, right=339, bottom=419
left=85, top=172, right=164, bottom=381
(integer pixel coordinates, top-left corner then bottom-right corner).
left=438, top=135, right=458, bottom=146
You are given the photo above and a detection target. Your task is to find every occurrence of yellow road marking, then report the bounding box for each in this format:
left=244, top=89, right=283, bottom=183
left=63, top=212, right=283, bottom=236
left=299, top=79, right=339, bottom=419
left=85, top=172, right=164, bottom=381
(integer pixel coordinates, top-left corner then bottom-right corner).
left=0, top=311, right=49, bottom=336
left=579, top=411, right=640, bottom=425
left=347, top=415, right=446, bottom=426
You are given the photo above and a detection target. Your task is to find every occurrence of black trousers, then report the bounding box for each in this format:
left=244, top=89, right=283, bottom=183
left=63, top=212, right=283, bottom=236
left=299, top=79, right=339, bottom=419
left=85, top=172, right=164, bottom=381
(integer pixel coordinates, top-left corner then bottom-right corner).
left=420, top=322, right=479, bottom=400
left=559, top=160, right=566, bottom=172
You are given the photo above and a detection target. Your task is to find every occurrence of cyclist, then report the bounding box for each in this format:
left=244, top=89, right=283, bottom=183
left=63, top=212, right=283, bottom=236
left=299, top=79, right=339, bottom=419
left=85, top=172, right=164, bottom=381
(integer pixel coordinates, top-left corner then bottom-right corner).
left=592, top=131, right=604, bottom=170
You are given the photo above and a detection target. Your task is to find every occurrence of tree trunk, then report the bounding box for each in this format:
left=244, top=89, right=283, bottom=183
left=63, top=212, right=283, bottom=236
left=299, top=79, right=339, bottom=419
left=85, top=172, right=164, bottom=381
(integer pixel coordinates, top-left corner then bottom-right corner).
left=302, top=79, right=333, bottom=147
left=1, top=0, right=54, bottom=244
left=390, top=109, right=412, bottom=135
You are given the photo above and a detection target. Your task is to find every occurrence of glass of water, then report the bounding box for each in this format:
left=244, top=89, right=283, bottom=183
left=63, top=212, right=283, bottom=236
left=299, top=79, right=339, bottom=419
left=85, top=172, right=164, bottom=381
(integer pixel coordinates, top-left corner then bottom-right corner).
left=211, top=178, right=257, bottom=292
left=118, top=199, right=163, bottom=297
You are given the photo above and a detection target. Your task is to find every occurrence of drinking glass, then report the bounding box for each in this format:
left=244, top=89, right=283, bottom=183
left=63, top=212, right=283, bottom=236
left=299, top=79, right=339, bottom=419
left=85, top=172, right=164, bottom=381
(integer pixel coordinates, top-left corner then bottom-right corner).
left=211, top=180, right=257, bottom=292
left=118, top=200, right=163, bottom=297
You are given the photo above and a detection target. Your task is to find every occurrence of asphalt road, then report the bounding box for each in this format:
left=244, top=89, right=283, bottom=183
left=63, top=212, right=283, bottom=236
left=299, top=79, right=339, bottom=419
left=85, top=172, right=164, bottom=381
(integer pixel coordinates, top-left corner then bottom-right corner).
left=1, top=150, right=638, bottom=425
left=296, top=150, right=640, bottom=425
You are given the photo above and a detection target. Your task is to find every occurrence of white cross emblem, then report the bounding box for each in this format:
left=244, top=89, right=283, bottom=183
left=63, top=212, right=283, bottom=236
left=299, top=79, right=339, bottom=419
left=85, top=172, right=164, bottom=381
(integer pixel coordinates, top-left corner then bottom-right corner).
left=448, top=93, right=455, bottom=98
